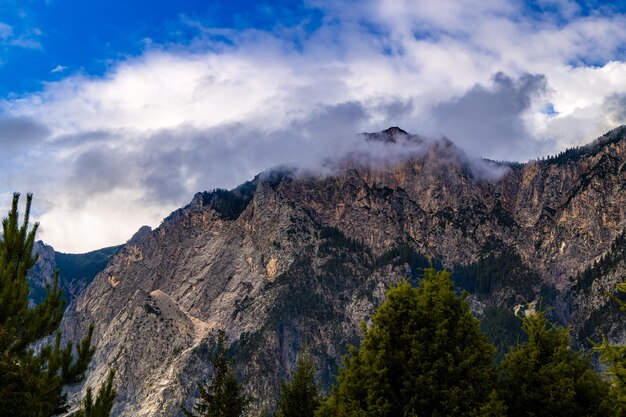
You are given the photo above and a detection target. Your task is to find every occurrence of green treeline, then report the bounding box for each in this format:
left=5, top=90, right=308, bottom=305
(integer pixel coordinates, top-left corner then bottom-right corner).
left=201, top=181, right=257, bottom=220
left=595, top=282, right=626, bottom=411
left=453, top=248, right=532, bottom=295
left=375, top=245, right=442, bottom=281
left=449, top=245, right=562, bottom=360
left=542, top=125, right=626, bottom=165
left=315, top=270, right=620, bottom=417
left=200, top=168, right=292, bottom=221
left=186, top=269, right=626, bottom=417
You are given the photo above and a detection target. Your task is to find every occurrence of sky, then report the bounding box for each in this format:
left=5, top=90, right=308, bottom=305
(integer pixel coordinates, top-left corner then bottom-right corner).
left=1, top=0, right=626, bottom=253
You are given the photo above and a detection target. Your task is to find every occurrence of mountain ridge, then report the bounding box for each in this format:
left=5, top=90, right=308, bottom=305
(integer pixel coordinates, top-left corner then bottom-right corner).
left=27, top=241, right=122, bottom=306
left=58, top=126, right=626, bottom=416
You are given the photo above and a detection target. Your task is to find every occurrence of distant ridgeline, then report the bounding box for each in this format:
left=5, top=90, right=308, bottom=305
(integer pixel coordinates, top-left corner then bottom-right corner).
left=28, top=242, right=122, bottom=306
left=543, top=125, right=626, bottom=165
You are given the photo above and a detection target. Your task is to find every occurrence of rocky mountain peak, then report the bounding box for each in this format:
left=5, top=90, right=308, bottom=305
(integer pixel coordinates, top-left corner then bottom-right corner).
left=362, top=126, right=411, bottom=143
left=381, top=126, right=408, bottom=136
left=59, top=126, right=626, bottom=416
left=128, top=225, right=153, bottom=245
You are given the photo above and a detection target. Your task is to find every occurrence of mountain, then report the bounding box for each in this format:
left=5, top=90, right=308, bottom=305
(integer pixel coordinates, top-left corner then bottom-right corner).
left=27, top=241, right=122, bottom=306
left=59, top=126, right=626, bottom=416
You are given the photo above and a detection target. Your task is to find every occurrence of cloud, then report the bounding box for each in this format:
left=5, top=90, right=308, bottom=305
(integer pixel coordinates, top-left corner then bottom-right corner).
left=15, top=100, right=430, bottom=251
left=68, top=145, right=135, bottom=196
left=0, top=20, right=41, bottom=50
left=604, top=93, right=626, bottom=124
left=57, top=101, right=372, bottom=207
left=431, top=72, right=551, bottom=161
left=2, top=0, right=626, bottom=252
left=51, top=65, right=67, bottom=73
left=0, top=22, right=12, bottom=39
left=8, top=37, right=41, bottom=49
left=0, top=116, right=50, bottom=151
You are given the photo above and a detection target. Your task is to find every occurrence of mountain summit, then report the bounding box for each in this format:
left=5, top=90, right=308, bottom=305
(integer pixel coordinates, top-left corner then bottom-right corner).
left=363, top=126, right=409, bottom=142
left=60, top=127, right=626, bottom=416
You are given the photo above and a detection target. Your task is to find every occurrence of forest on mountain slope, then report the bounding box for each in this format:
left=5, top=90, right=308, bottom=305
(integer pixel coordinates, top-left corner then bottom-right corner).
left=3, top=193, right=626, bottom=417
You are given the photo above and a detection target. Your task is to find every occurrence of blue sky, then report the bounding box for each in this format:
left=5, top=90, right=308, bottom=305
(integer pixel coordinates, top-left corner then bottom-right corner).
left=3, top=0, right=624, bottom=97
left=0, top=0, right=324, bottom=95
left=1, top=0, right=626, bottom=252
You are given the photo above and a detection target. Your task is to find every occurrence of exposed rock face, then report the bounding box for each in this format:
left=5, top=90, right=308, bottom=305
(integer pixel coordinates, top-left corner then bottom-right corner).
left=61, top=126, right=626, bottom=416
left=569, top=230, right=626, bottom=345
left=28, top=241, right=58, bottom=306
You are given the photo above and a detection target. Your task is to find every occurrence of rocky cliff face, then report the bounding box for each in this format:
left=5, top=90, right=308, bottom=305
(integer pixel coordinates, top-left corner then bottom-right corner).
left=28, top=241, right=58, bottom=306
left=60, top=126, right=626, bottom=416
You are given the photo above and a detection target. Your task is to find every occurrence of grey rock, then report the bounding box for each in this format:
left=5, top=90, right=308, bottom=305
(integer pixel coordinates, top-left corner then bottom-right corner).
left=60, top=126, right=626, bottom=416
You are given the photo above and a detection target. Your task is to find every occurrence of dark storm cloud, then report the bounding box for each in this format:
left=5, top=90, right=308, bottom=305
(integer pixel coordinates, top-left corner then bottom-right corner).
left=58, top=101, right=371, bottom=207
left=140, top=148, right=191, bottom=204
left=61, top=96, right=511, bottom=210
left=54, top=130, right=114, bottom=147
left=431, top=72, right=549, bottom=161
left=59, top=100, right=449, bottom=208
left=0, top=116, right=50, bottom=150
left=69, top=145, right=134, bottom=195
left=604, top=93, right=626, bottom=123
left=377, top=99, right=415, bottom=122
left=136, top=101, right=372, bottom=205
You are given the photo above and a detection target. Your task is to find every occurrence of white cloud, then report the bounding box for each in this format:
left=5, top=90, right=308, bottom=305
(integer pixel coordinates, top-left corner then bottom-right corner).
left=51, top=65, right=67, bottom=73
left=0, top=22, right=13, bottom=39
left=0, top=21, right=42, bottom=50
left=2, top=0, right=626, bottom=252
left=8, top=37, right=41, bottom=49
left=38, top=189, right=168, bottom=253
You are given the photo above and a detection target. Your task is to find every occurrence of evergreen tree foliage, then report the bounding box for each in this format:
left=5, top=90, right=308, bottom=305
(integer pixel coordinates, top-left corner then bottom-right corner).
left=276, top=350, right=320, bottom=417
left=71, top=370, right=117, bottom=417
left=542, top=125, right=626, bottom=165
left=452, top=248, right=536, bottom=297
left=0, top=193, right=113, bottom=417
left=480, top=305, right=525, bottom=362
left=595, top=334, right=626, bottom=411
left=317, top=268, right=497, bottom=417
left=498, top=311, right=617, bottom=417
left=594, top=281, right=626, bottom=411
left=477, top=391, right=507, bottom=417
left=183, top=328, right=251, bottom=417
left=201, top=180, right=257, bottom=220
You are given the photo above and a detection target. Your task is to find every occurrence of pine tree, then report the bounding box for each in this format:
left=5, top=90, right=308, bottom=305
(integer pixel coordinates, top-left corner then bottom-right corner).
left=498, top=310, right=617, bottom=417
left=0, top=193, right=113, bottom=416
left=276, top=350, right=320, bottom=417
left=478, top=390, right=507, bottom=417
left=71, top=370, right=117, bottom=417
left=594, top=282, right=626, bottom=412
left=182, top=328, right=251, bottom=417
left=317, top=268, right=498, bottom=417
